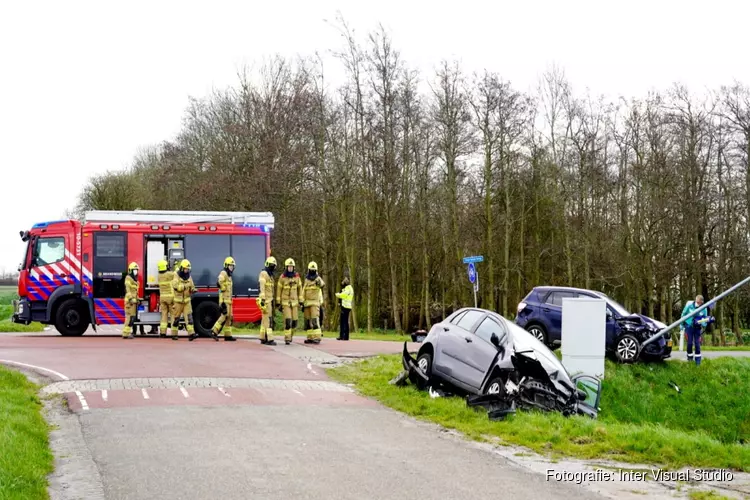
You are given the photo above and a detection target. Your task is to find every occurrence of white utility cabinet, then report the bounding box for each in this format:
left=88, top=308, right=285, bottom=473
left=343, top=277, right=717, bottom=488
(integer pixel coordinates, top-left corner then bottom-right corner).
left=561, top=297, right=606, bottom=380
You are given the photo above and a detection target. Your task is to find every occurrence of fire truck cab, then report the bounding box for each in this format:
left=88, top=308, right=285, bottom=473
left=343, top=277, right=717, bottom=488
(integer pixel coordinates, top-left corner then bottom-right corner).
left=13, top=210, right=274, bottom=337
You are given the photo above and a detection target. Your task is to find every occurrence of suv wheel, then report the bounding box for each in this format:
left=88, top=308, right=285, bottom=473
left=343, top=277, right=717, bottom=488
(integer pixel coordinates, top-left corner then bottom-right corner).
left=615, top=334, right=640, bottom=363
left=526, top=324, right=548, bottom=344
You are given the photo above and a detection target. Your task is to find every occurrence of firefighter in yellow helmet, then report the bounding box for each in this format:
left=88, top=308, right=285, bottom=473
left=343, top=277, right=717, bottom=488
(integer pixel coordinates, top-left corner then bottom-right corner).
left=211, top=256, right=237, bottom=341
left=302, top=261, right=325, bottom=344
left=171, top=259, right=202, bottom=341
left=156, top=259, right=176, bottom=339
left=276, top=258, right=303, bottom=345
left=122, top=262, right=141, bottom=339
left=257, top=256, right=277, bottom=345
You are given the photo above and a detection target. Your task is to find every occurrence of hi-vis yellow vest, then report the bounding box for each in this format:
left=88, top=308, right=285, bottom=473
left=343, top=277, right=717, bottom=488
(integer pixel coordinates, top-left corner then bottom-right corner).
left=336, top=285, right=353, bottom=309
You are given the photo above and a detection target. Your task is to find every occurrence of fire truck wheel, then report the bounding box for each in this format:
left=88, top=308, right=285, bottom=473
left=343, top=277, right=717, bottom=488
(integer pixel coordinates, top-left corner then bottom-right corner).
left=194, top=301, right=221, bottom=337
left=55, top=298, right=89, bottom=336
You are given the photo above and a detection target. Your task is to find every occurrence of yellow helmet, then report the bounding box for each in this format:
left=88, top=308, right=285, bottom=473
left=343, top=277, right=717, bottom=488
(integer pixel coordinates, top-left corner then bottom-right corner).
left=285, top=258, right=295, bottom=267
left=157, top=259, right=168, bottom=272
left=224, top=256, right=235, bottom=267
left=308, top=261, right=318, bottom=271
left=128, top=262, right=139, bottom=271
left=180, top=259, right=191, bottom=270
left=265, top=256, right=277, bottom=267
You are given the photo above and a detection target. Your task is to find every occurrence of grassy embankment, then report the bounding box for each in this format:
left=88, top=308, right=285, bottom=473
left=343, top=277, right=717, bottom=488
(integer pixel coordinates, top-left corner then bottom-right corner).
left=0, top=287, right=45, bottom=332
left=0, top=365, right=54, bottom=500
left=328, top=354, right=750, bottom=472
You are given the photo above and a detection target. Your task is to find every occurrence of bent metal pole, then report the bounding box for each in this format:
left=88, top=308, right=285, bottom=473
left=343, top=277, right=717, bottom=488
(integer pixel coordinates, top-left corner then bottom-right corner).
left=641, top=275, right=750, bottom=348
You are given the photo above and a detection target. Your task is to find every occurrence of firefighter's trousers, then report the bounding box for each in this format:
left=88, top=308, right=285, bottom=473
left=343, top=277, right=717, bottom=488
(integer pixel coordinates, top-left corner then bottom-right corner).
left=172, top=301, right=194, bottom=334
left=260, top=307, right=274, bottom=342
left=159, top=297, right=174, bottom=333
left=212, top=302, right=233, bottom=337
left=304, top=305, right=321, bottom=341
left=282, top=303, right=298, bottom=342
left=122, top=302, right=137, bottom=337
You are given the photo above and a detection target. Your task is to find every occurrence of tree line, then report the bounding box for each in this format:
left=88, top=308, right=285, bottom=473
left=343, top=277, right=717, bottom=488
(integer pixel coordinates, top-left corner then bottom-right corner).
left=70, top=18, right=750, bottom=344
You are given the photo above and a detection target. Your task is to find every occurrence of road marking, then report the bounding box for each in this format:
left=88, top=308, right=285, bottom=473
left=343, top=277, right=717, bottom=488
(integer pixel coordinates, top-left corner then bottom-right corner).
left=101, top=390, right=108, bottom=401
left=218, top=387, right=230, bottom=397
left=180, top=387, right=189, bottom=398
left=0, top=359, right=70, bottom=381
left=306, top=362, right=318, bottom=375
left=75, top=391, right=89, bottom=411
left=293, top=389, right=304, bottom=396
left=141, top=388, right=150, bottom=400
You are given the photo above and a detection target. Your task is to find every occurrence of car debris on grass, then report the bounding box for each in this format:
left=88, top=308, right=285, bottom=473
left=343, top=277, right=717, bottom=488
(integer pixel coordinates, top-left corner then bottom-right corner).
left=390, top=307, right=603, bottom=421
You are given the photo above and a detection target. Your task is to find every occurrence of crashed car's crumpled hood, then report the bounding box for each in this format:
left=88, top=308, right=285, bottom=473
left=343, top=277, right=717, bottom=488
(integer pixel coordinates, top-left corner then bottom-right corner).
left=616, top=314, right=669, bottom=346
left=505, top=320, right=578, bottom=396
left=616, top=313, right=660, bottom=329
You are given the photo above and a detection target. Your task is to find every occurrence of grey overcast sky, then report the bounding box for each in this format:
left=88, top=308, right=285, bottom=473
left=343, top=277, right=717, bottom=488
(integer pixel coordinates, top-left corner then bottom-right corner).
left=0, top=0, right=746, bottom=273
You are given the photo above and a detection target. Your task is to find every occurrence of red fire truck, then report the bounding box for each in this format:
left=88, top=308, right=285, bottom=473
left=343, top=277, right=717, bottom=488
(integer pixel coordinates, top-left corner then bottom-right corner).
left=12, top=210, right=274, bottom=336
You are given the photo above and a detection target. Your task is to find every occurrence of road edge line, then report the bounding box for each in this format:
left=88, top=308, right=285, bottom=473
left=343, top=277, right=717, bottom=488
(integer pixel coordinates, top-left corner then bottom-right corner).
left=0, top=359, right=70, bottom=381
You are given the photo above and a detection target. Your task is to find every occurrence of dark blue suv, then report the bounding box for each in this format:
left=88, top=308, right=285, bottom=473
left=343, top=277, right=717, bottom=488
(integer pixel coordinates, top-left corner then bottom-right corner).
left=515, top=286, right=672, bottom=363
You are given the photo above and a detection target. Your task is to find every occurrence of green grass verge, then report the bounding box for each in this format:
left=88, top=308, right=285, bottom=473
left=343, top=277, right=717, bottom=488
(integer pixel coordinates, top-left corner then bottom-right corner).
left=327, top=355, right=750, bottom=472
left=0, top=303, right=45, bottom=333
left=0, top=366, right=54, bottom=500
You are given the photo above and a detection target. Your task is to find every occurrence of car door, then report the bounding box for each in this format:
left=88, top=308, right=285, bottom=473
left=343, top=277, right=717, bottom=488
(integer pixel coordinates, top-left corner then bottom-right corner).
left=432, top=310, right=467, bottom=374
left=434, top=309, right=484, bottom=385
left=543, top=291, right=578, bottom=339
left=571, top=374, right=602, bottom=417
left=459, top=316, right=505, bottom=391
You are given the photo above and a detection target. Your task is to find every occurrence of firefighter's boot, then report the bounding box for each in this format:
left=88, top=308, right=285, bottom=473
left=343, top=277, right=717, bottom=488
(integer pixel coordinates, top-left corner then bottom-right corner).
left=188, top=333, right=199, bottom=341
left=284, top=318, right=292, bottom=345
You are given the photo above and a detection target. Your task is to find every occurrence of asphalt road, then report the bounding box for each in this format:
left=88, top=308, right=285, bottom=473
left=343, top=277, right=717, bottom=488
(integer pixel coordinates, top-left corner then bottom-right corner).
left=78, top=405, right=604, bottom=500
left=0, top=331, right=609, bottom=500
left=3, top=329, right=747, bottom=500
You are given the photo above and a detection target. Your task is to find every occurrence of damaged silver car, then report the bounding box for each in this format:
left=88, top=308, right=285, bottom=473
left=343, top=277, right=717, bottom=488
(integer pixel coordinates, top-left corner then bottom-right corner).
left=396, top=307, right=602, bottom=420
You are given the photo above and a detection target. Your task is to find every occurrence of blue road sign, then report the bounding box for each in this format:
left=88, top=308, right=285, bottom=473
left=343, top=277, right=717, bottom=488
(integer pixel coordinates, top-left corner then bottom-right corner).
left=467, top=263, right=476, bottom=283
left=463, top=255, right=484, bottom=264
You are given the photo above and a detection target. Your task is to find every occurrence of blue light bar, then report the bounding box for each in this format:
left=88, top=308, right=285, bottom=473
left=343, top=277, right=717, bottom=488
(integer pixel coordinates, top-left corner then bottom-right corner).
left=240, top=223, right=271, bottom=233
left=32, top=220, right=68, bottom=229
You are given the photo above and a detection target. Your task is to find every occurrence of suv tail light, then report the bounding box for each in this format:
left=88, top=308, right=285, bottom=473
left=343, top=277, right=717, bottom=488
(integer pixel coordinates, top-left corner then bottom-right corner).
left=517, top=301, right=527, bottom=314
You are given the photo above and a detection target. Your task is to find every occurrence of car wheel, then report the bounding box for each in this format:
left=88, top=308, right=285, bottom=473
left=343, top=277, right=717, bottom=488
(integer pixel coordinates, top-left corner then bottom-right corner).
left=526, top=324, right=548, bottom=344
left=615, top=334, right=640, bottom=363
left=484, top=376, right=505, bottom=396
left=416, top=352, right=432, bottom=376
